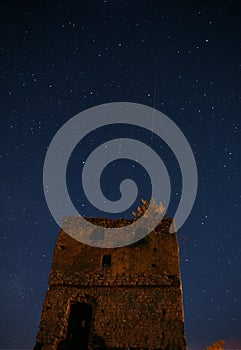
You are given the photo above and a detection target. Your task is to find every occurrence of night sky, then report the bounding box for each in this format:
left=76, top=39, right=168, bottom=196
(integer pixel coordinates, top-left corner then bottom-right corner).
left=1, top=1, right=240, bottom=349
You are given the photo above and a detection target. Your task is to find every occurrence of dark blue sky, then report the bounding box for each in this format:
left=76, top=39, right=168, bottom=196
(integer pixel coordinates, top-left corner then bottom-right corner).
left=0, top=1, right=240, bottom=349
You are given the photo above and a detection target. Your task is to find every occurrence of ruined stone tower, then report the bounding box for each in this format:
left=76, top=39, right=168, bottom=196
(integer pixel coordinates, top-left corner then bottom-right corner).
left=34, top=217, right=186, bottom=350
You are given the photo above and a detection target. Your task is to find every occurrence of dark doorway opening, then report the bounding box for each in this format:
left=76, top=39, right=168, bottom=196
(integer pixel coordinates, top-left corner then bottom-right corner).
left=102, top=254, right=111, bottom=267
left=66, top=302, right=92, bottom=350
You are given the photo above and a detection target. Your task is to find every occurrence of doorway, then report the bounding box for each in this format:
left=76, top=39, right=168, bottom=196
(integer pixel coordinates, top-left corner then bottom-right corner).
left=66, top=302, right=92, bottom=350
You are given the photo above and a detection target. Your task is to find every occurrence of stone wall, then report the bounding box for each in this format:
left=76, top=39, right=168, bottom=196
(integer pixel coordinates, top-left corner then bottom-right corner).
left=34, top=217, right=186, bottom=350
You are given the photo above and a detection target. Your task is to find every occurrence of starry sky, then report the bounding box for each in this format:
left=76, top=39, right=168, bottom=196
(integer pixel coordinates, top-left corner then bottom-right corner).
left=1, top=1, right=240, bottom=349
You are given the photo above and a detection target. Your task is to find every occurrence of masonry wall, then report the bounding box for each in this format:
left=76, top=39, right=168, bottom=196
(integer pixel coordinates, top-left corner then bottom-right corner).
left=34, top=217, right=186, bottom=350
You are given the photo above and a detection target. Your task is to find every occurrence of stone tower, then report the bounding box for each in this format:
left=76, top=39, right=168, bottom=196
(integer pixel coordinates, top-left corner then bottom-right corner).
left=34, top=217, right=186, bottom=350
